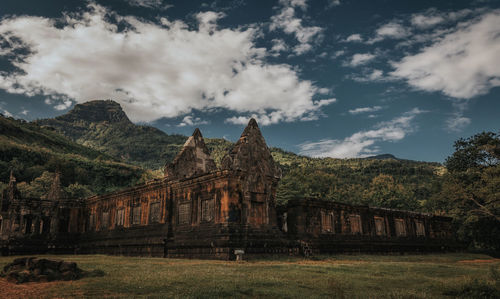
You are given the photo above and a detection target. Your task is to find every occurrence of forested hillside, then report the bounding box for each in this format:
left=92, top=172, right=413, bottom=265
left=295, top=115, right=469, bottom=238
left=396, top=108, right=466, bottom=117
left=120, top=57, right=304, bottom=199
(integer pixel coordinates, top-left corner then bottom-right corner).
left=271, top=148, right=444, bottom=210
left=36, top=100, right=189, bottom=170
left=0, top=115, right=152, bottom=198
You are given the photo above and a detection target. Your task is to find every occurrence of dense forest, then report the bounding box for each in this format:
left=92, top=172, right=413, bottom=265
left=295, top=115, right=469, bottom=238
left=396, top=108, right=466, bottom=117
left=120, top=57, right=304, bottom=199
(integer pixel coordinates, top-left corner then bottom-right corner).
left=1, top=100, right=498, bottom=250
left=0, top=114, right=153, bottom=199
left=271, top=148, right=443, bottom=211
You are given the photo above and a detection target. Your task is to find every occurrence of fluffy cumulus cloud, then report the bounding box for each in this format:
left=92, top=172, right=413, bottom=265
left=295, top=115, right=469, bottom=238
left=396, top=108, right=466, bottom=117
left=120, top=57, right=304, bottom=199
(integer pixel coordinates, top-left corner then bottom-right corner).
left=345, top=33, right=362, bottom=42
left=391, top=10, right=500, bottom=99
left=178, top=115, right=209, bottom=127
left=367, top=22, right=409, bottom=43
left=346, top=53, right=376, bottom=67
left=270, top=0, right=323, bottom=55
left=226, top=98, right=336, bottom=126
left=270, top=38, right=288, bottom=56
left=299, top=108, right=423, bottom=158
left=0, top=3, right=334, bottom=124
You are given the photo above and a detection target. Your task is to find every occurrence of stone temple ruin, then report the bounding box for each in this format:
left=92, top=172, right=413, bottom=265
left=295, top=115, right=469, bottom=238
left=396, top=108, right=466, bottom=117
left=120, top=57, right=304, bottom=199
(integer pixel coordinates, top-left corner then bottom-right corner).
left=0, top=119, right=457, bottom=259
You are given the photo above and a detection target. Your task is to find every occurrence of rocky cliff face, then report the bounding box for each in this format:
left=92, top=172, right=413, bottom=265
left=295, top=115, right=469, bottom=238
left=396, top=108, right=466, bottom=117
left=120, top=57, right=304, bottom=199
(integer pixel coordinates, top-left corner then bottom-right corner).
left=54, top=100, right=131, bottom=124
left=36, top=100, right=188, bottom=169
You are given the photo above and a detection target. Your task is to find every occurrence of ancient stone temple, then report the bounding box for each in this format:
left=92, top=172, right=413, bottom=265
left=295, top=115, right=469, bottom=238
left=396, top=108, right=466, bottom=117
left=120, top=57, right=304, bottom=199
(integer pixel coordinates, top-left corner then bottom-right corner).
left=0, top=119, right=458, bottom=259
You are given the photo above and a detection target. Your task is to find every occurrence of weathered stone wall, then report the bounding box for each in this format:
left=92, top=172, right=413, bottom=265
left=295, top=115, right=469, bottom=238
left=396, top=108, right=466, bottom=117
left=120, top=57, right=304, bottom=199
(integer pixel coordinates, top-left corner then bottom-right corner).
left=283, top=199, right=458, bottom=253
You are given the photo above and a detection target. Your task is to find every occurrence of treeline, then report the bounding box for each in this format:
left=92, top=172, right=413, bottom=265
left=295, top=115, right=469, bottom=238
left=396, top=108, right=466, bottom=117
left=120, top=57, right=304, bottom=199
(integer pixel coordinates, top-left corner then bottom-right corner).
left=270, top=148, right=443, bottom=211
left=431, top=132, right=500, bottom=251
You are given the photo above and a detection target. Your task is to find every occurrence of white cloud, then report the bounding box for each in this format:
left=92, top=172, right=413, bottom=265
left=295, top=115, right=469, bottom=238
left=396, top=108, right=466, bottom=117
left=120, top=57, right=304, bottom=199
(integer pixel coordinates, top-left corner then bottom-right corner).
left=20, top=109, right=29, bottom=116
left=54, top=99, right=73, bottom=111
left=1, top=109, right=12, bottom=117
left=368, top=22, right=409, bottom=43
left=328, top=0, right=341, bottom=7
left=226, top=98, right=336, bottom=126
left=445, top=100, right=471, bottom=132
left=347, top=53, right=376, bottom=67
left=411, top=14, right=445, bottom=29
left=332, top=50, right=345, bottom=59
left=345, top=34, right=362, bottom=42
left=391, top=10, right=500, bottom=99
left=446, top=115, right=471, bottom=132
left=299, top=108, right=424, bottom=158
left=411, top=8, right=477, bottom=29
left=348, top=106, right=382, bottom=114
left=270, top=0, right=323, bottom=55
left=270, top=38, right=288, bottom=55
left=178, top=115, right=209, bottom=127
left=0, top=3, right=334, bottom=124
left=351, top=69, right=385, bottom=82
left=127, top=0, right=173, bottom=10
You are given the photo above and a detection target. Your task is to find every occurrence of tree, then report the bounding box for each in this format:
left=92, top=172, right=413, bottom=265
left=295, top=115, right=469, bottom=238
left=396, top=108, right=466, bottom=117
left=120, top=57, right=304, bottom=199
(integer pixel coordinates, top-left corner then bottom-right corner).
left=17, top=171, right=55, bottom=199
left=64, top=183, right=93, bottom=199
left=441, top=131, right=500, bottom=250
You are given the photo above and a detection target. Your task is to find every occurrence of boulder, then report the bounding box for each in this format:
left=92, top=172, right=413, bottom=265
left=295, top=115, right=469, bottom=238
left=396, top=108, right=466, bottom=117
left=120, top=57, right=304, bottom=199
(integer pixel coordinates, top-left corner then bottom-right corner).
left=0, top=257, right=84, bottom=284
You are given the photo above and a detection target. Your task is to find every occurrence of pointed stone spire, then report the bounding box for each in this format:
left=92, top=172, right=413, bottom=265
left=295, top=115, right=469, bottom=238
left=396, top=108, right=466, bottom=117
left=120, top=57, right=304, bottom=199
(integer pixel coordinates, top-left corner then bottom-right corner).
left=164, top=128, right=217, bottom=180
left=46, top=170, right=65, bottom=201
left=221, top=118, right=281, bottom=178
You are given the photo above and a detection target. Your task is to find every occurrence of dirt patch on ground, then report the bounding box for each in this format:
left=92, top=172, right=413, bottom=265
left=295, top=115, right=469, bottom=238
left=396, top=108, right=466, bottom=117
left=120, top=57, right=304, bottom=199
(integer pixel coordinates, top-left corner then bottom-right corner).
left=0, top=277, right=58, bottom=298
left=0, top=278, right=90, bottom=298
left=458, top=259, right=500, bottom=264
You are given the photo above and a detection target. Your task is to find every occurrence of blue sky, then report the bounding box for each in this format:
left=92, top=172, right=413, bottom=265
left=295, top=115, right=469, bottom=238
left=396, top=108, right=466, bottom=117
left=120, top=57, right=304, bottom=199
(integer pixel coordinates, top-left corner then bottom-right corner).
left=0, top=0, right=499, bottom=162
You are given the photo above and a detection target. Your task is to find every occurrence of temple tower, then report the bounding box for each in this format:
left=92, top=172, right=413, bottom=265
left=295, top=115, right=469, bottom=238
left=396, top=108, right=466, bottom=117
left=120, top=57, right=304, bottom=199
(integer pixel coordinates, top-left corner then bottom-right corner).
left=164, top=128, right=217, bottom=180
left=222, top=118, right=281, bottom=226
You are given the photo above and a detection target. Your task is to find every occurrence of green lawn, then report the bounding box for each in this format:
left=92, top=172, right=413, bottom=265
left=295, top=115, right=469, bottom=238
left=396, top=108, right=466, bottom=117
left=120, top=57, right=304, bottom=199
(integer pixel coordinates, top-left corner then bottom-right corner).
left=1, top=253, right=499, bottom=298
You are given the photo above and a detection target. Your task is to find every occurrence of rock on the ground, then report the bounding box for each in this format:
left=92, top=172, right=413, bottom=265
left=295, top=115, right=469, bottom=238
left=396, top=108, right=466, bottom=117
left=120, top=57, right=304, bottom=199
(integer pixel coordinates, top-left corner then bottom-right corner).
left=1, top=257, right=83, bottom=284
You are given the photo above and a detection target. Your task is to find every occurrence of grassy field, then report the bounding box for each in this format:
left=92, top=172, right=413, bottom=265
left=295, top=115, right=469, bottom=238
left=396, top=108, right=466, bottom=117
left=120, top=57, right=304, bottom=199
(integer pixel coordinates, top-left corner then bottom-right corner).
left=1, top=253, right=499, bottom=298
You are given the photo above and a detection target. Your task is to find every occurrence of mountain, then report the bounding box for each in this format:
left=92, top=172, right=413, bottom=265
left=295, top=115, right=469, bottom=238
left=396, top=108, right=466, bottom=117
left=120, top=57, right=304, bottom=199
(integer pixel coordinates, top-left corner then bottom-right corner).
left=36, top=100, right=188, bottom=170
left=34, top=100, right=444, bottom=211
left=0, top=114, right=150, bottom=198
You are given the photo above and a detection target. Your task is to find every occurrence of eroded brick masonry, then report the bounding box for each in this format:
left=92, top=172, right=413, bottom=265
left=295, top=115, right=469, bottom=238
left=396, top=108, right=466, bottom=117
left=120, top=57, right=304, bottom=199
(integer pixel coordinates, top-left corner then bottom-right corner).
left=0, top=119, right=458, bottom=259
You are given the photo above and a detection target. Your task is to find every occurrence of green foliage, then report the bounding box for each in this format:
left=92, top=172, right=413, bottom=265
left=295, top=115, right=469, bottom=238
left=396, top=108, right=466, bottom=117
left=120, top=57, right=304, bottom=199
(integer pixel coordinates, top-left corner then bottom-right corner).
left=271, top=148, right=443, bottom=211
left=0, top=115, right=148, bottom=197
left=65, top=183, right=93, bottom=199
left=205, top=138, right=233, bottom=168
left=17, top=171, right=54, bottom=198
left=436, top=131, right=500, bottom=250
